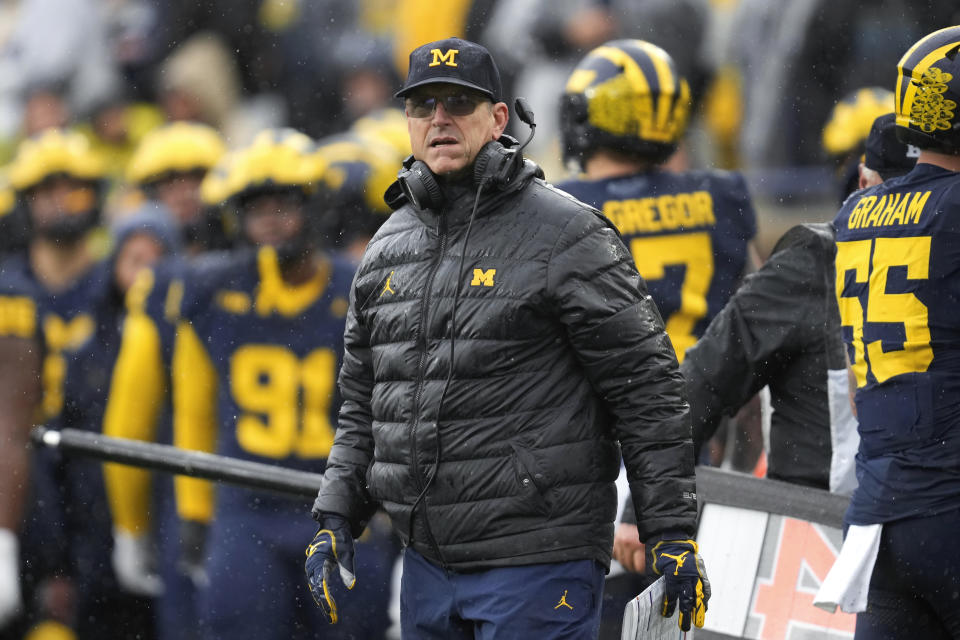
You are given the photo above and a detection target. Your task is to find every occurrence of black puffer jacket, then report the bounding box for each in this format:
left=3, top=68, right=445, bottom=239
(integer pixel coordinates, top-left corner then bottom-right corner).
left=313, top=159, right=697, bottom=570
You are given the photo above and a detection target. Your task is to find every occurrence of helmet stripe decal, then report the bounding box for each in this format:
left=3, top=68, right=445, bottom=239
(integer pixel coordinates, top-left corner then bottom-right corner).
left=590, top=45, right=656, bottom=136
left=636, top=41, right=676, bottom=132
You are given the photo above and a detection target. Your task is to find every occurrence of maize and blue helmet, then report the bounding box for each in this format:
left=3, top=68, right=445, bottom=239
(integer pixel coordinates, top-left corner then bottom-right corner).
left=560, top=39, right=691, bottom=169
left=895, top=25, right=960, bottom=154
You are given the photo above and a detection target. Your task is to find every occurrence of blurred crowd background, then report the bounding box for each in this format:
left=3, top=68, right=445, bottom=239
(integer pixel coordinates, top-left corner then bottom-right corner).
left=0, top=0, right=956, bottom=255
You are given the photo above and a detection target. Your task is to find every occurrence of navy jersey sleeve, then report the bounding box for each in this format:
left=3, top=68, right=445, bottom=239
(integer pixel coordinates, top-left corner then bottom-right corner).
left=0, top=257, right=41, bottom=343
left=722, top=172, right=758, bottom=243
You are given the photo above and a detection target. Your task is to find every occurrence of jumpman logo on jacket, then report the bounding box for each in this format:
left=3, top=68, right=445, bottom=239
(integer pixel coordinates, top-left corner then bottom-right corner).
left=380, top=271, right=396, bottom=297
left=554, top=590, right=574, bottom=610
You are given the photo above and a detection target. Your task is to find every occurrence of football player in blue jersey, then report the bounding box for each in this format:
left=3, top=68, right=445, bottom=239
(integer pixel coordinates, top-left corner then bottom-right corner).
left=833, top=26, right=960, bottom=640
left=315, top=118, right=409, bottom=260
left=47, top=206, right=176, bottom=639
left=0, top=128, right=162, bottom=638
left=104, top=128, right=232, bottom=640
left=554, top=40, right=757, bottom=632
left=126, top=122, right=229, bottom=253
left=170, top=129, right=395, bottom=640
left=557, top=39, right=758, bottom=363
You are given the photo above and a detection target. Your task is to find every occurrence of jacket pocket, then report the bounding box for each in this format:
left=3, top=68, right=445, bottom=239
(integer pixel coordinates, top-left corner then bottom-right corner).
left=510, top=442, right=552, bottom=518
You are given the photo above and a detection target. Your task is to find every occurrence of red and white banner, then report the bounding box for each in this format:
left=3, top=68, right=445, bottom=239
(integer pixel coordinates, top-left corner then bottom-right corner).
left=698, top=504, right=856, bottom=639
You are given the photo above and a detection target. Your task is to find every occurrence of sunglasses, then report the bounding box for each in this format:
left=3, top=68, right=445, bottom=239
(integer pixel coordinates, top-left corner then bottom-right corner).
left=405, top=92, right=489, bottom=118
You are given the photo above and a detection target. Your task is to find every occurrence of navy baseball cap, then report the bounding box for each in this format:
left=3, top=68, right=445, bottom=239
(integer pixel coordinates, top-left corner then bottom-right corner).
left=865, top=113, right=919, bottom=180
left=395, top=37, right=502, bottom=102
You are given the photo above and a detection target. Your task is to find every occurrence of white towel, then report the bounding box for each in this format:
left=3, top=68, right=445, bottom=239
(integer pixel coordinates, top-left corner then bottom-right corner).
left=813, top=523, right=883, bottom=614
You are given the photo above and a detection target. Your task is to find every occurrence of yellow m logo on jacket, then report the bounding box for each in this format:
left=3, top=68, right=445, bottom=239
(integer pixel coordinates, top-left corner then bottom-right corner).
left=471, top=269, right=495, bottom=287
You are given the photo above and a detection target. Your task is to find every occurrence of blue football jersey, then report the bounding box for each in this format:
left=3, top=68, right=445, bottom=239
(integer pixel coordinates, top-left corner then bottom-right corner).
left=0, top=254, right=42, bottom=346
left=834, top=163, right=960, bottom=524
left=0, top=254, right=111, bottom=421
left=178, top=247, right=354, bottom=476
left=557, top=169, right=756, bottom=360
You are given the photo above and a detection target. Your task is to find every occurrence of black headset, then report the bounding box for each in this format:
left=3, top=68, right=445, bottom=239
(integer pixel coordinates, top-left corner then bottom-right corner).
left=396, top=98, right=537, bottom=211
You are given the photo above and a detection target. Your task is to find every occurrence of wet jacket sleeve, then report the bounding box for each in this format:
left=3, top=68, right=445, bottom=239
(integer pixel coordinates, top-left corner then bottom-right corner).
left=311, top=288, right=378, bottom=538
left=681, top=225, right=829, bottom=455
left=547, top=211, right=698, bottom=541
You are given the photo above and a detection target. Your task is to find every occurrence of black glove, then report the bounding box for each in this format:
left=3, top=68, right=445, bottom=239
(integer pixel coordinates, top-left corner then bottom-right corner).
left=650, top=538, right=711, bottom=631
left=178, top=520, right=209, bottom=588
left=304, top=514, right=356, bottom=624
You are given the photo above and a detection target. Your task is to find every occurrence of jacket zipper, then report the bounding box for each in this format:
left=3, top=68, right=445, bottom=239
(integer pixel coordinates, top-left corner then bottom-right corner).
left=407, top=213, right=448, bottom=562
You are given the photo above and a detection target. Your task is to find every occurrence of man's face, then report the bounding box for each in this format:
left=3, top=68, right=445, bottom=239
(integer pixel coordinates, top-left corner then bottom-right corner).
left=405, top=84, right=508, bottom=177
left=27, top=176, right=96, bottom=229
left=114, top=232, right=167, bottom=294
left=242, top=191, right=306, bottom=248
left=153, top=171, right=205, bottom=227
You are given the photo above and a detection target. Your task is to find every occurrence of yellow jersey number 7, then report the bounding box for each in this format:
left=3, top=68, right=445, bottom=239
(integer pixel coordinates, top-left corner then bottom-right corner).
left=629, top=232, right=714, bottom=362
left=230, top=344, right=337, bottom=459
left=835, top=236, right=933, bottom=388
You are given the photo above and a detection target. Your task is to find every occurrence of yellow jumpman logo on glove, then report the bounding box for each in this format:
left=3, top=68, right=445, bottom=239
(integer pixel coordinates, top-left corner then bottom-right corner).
left=660, top=551, right=690, bottom=575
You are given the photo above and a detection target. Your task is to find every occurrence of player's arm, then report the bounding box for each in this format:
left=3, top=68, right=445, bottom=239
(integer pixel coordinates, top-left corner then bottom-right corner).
left=681, top=225, right=829, bottom=456
left=0, top=335, right=42, bottom=529
left=0, top=334, right=42, bottom=626
left=170, top=319, right=218, bottom=587
left=103, top=280, right=167, bottom=537
left=171, top=320, right=218, bottom=524
left=102, top=301, right=168, bottom=596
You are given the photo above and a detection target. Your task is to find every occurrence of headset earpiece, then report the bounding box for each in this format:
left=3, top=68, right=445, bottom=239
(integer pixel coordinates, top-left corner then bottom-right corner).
left=397, top=156, right=445, bottom=211
left=473, top=140, right=520, bottom=188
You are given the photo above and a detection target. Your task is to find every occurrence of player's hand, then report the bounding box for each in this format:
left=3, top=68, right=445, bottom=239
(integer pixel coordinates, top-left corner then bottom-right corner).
left=612, top=523, right=645, bottom=572
left=304, top=514, right=356, bottom=624
left=650, top=538, right=711, bottom=631
left=112, top=528, right=164, bottom=596
left=177, top=520, right=209, bottom=589
left=0, top=528, right=23, bottom=628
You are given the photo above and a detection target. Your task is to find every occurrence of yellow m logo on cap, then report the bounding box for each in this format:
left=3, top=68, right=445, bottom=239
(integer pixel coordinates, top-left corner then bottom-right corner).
left=429, top=48, right=459, bottom=68
left=471, top=268, right=495, bottom=287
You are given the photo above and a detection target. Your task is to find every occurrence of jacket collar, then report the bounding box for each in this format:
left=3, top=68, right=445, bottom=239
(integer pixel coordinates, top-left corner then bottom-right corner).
left=384, top=157, right=544, bottom=230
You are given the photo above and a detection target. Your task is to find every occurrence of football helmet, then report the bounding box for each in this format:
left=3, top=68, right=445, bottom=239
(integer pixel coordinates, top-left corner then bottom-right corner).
left=9, top=129, right=107, bottom=241
left=822, top=87, right=894, bottom=157
left=9, top=128, right=106, bottom=192
left=560, top=39, right=691, bottom=168
left=126, top=122, right=226, bottom=186
left=224, top=129, right=326, bottom=203
left=314, top=133, right=402, bottom=247
left=894, top=26, right=960, bottom=154
left=225, top=129, right=328, bottom=261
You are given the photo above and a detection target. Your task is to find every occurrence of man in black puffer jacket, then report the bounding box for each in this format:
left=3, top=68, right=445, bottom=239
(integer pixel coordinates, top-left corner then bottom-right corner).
left=305, top=37, right=707, bottom=638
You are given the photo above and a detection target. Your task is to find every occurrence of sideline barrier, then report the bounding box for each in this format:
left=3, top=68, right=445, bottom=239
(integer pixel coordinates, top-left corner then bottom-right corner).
left=34, top=429, right=858, bottom=639
left=693, top=467, right=854, bottom=640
